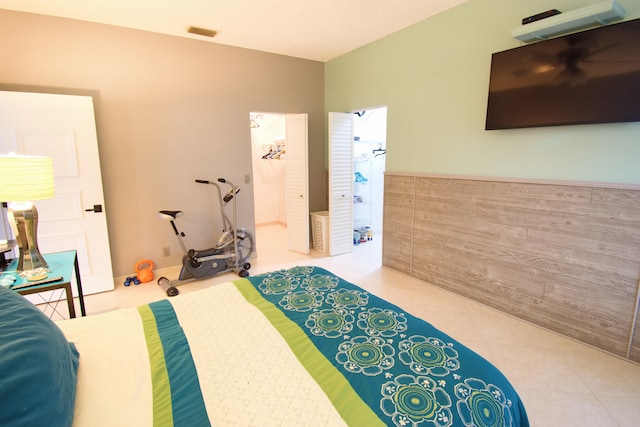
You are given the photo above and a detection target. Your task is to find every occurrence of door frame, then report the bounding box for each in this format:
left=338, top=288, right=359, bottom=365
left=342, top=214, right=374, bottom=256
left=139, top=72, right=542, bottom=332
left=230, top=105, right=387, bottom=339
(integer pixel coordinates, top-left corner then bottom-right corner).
left=248, top=111, right=310, bottom=254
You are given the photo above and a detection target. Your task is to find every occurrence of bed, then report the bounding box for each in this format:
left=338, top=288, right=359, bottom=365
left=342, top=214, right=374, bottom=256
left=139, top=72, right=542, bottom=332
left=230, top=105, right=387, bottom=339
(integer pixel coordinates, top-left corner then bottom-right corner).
left=0, top=266, right=529, bottom=426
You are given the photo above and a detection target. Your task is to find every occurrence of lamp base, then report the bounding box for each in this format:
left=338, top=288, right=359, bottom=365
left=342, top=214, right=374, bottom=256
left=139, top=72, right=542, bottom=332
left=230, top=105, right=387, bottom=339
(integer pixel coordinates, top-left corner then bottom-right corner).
left=7, top=201, right=48, bottom=272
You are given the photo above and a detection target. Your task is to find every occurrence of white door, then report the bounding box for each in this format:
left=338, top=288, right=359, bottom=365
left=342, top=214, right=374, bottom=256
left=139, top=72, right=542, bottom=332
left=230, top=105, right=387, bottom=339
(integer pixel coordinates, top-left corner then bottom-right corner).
left=285, top=113, right=309, bottom=254
left=328, top=112, right=354, bottom=256
left=0, top=91, right=115, bottom=295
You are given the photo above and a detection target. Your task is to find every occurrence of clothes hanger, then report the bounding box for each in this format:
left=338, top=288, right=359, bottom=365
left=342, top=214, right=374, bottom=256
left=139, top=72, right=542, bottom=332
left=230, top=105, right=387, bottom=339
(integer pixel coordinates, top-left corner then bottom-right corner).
left=372, top=143, right=386, bottom=157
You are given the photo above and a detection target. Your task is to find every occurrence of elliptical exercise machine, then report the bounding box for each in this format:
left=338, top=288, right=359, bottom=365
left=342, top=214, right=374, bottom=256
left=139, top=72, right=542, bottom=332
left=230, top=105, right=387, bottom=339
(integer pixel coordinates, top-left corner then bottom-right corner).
left=156, top=178, right=254, bottom=295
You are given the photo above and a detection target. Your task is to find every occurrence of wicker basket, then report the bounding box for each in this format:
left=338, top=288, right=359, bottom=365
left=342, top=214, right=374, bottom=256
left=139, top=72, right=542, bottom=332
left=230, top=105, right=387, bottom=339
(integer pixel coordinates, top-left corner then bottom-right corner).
left=310, top=211, right=329, bottom=253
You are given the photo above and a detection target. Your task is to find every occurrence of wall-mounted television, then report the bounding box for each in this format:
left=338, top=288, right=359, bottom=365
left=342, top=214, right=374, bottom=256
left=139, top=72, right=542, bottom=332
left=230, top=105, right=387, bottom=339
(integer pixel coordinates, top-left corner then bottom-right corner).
left=485, top=18, right=640, bottom=130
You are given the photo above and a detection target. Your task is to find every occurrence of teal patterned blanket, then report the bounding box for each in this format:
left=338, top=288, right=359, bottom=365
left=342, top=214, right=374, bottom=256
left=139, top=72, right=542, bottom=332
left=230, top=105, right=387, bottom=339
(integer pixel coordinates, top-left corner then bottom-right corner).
left=240, top=266, right=529, bottom=427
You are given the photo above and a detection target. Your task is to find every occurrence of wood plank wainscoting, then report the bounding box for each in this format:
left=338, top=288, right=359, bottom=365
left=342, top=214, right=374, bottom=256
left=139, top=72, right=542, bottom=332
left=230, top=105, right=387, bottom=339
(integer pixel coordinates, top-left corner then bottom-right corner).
left=383, top=174, right=640, bottom=362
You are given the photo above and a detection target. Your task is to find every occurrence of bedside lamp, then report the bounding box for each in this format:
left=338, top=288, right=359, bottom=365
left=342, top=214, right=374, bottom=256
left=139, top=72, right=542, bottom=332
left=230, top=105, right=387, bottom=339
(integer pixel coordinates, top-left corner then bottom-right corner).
left=0, top=154, right=54, bottom=272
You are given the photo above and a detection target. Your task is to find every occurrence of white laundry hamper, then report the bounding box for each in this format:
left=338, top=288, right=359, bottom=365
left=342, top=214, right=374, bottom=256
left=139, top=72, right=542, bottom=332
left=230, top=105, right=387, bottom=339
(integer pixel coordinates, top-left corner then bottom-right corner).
left=310, top=211, right=329, bottom=253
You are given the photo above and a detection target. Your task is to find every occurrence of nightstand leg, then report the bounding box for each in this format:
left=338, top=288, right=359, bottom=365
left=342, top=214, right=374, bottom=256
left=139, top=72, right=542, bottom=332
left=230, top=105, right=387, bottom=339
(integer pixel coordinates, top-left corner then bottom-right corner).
left=64, top=282, right=76, bottom=318
left=73, top=253, right=86, bottom=317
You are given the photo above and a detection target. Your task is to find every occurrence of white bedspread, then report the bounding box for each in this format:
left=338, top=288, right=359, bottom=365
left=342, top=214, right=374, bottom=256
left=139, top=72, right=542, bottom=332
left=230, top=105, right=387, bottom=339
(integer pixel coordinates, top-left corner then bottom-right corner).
left=57, top=307, right=154, bottom=426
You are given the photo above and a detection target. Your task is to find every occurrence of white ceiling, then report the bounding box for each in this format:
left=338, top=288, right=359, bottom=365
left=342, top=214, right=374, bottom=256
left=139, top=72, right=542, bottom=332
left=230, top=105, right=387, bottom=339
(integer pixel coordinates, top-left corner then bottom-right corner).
left=0, top=0, right=469, bottom=62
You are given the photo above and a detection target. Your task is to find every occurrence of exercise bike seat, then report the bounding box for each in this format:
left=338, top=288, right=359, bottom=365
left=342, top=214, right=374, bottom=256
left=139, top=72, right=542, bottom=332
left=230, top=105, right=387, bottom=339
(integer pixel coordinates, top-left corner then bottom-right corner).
left=157, top=210, right=184, bottom=221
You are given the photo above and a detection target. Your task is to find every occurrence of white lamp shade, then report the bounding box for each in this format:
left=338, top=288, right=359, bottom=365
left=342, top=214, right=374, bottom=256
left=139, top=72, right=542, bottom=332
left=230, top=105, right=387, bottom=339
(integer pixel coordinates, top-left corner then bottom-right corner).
left=0, top=154, right=54, bottom=202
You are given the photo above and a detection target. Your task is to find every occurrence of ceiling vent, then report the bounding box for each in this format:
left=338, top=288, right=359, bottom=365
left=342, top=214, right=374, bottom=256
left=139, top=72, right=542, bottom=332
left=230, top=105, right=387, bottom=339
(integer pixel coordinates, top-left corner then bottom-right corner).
left=187, top=26, right=218, bottom=38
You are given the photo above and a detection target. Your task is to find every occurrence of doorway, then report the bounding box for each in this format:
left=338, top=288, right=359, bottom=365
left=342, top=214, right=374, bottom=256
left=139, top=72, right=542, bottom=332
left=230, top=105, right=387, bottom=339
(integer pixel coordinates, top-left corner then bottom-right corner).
left=352, top=107, right=387, bottom=242
left=249, top=112, right=309, bottom=255
left=250, top=113, right=287, bottom=228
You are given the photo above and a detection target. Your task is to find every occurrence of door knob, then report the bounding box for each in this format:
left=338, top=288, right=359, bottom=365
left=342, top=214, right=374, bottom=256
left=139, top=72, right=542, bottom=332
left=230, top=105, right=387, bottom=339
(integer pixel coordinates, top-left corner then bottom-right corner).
left=85, top=204, right=103, bottom=213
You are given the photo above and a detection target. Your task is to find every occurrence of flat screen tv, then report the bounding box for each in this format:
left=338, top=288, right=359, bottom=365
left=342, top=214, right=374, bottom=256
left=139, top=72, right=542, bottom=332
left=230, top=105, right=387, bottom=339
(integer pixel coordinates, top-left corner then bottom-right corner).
left=485, top=18, right=640, bottom=130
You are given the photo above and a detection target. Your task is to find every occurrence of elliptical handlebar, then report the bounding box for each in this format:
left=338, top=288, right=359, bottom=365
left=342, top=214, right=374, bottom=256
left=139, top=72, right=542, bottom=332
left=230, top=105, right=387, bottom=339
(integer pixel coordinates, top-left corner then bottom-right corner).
left=195, top=178, right=234, bottom=187
left=194, top=177, right=241, bottom=220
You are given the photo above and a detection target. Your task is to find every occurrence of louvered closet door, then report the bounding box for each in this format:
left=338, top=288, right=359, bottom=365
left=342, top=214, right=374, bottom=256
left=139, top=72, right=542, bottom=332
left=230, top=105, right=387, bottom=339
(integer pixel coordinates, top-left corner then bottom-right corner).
left=285, top=113, right=309, bottom=254
left=328, top=112, right=353, bottom=256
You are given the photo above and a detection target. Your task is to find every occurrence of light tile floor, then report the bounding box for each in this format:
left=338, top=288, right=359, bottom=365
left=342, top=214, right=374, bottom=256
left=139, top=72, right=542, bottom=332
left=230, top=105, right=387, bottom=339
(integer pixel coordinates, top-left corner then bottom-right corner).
left=82, top=224, right=640, bottom=427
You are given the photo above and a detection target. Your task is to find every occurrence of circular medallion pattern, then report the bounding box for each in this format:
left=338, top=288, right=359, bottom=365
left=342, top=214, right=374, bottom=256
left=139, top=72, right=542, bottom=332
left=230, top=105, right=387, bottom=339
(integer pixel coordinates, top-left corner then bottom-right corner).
left=399, top=336, right=460, bottom=377
left=305, top=308, right=354, bottom=338
left=302, top=274, right=339, bottom=292
left=287, top=266, right=314, bottom=276
left=327, top=289, right=369, bottom=309
left=381, top=374, right=453, bottom=427
left=336, top=336, right=395, bottom=376
left=358, top=308, right=408, bottom=337
left=279, top=290, right=323, bottom=312
left=454, top=379, right=510, bottom=427
left=258, top=273, right=298, bottom=295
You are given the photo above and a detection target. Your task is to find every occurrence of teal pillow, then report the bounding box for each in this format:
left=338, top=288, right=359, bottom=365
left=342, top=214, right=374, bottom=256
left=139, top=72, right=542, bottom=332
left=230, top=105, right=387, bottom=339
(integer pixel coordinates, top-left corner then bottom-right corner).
left=0, top=286, right=80, bottom=427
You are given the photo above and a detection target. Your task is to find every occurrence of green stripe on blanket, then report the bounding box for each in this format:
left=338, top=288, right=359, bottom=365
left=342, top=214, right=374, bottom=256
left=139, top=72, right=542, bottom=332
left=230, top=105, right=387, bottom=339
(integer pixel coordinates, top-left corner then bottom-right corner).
left=138, top=301, right=210, bottom=427
left=234, top=279, right=385, bottom=427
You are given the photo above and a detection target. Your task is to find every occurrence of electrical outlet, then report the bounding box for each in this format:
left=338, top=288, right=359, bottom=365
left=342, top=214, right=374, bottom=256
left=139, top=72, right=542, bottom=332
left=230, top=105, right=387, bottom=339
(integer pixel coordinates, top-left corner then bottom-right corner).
left=163, top=246, right=170, bottom=257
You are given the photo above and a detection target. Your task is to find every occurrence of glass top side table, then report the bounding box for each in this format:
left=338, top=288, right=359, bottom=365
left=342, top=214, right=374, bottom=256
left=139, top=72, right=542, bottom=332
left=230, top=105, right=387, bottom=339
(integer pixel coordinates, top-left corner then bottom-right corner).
left=5, top=250, right=86, bottom=318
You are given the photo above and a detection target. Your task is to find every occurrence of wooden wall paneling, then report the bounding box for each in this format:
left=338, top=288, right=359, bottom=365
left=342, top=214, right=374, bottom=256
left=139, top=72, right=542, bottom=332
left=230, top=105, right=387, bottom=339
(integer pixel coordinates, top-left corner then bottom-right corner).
left=542, top=274, right=635, bottom=355
left=630, top=284, right=640, bottom=361
left=631, top=329, right=640, bottom=362
left=527, top=229, right=640, bottom=266
left=591, top=187, right=640, bottom=210
left=411, top=237, right=545, bottom=310
left=382, top=175, right=415, bottom=274
left=415, top=226, right=547, bottom=313
left=412, top=178, right=547, bottom=321
left=383, top=173, right=640, bottom=361
left=591, top=187, right=640, bottom=361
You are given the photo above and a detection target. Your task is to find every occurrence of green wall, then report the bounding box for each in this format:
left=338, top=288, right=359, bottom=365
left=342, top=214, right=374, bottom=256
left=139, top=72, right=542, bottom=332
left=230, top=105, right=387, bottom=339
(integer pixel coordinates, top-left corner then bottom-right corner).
left=326, top=0, right=640, bottom=184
